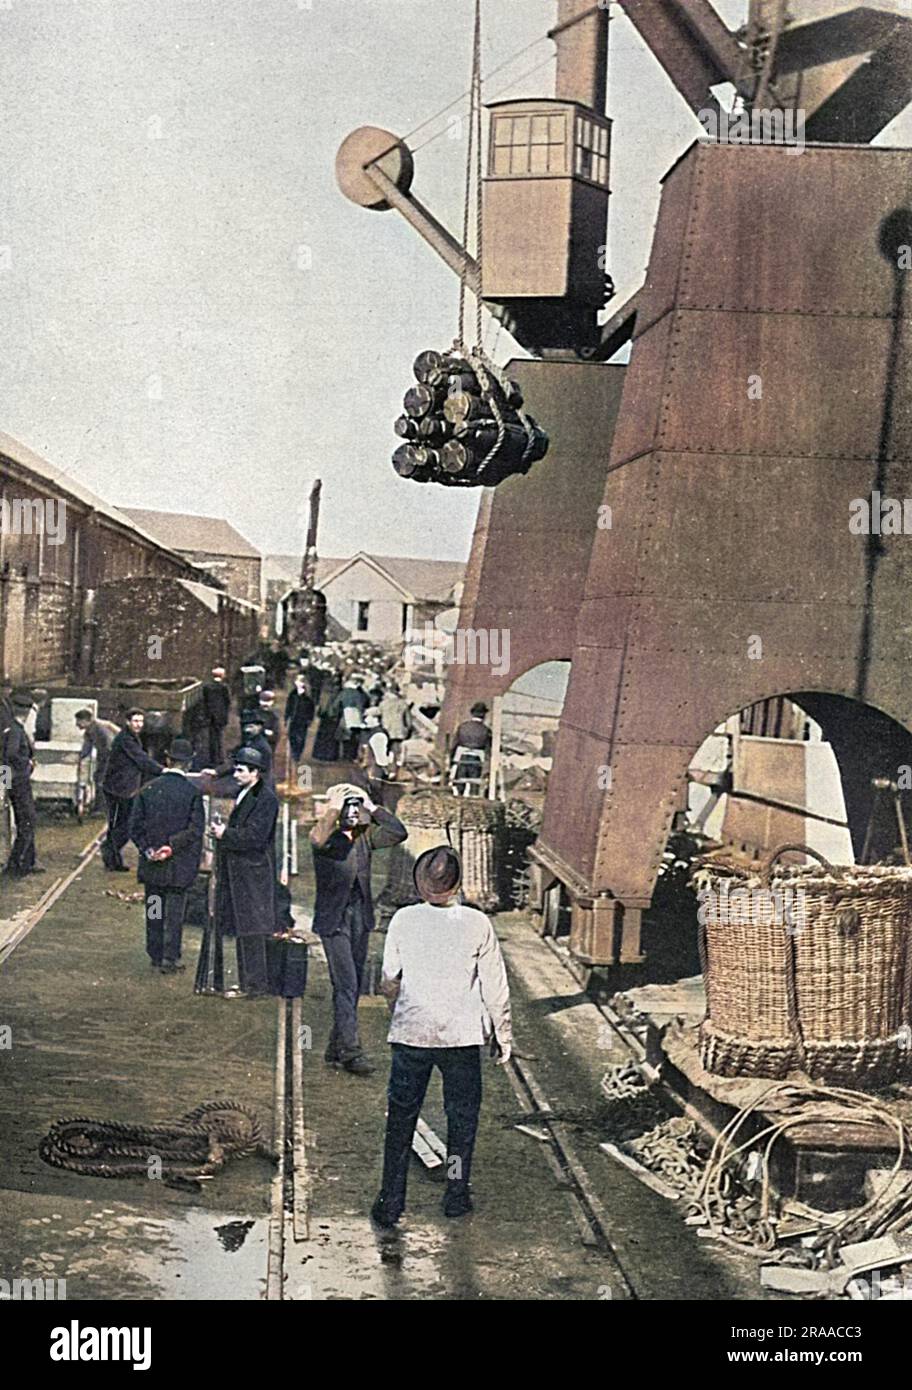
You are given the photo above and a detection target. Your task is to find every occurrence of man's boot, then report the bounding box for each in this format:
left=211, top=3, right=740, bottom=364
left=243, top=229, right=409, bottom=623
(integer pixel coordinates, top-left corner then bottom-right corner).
left=343, top=1053, right=375, bottom=1076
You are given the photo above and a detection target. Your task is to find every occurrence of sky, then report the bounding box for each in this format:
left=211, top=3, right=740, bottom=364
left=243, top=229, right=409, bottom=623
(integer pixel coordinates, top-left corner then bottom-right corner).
left=0, top=0, right=908, bottom=563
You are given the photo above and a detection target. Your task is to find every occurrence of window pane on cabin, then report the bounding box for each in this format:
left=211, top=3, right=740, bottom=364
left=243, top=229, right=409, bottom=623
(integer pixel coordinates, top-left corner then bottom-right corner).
left=512, top=116, right=530, bottom=146
left=530, top=142, right=548, bottom=174
left=549, top=115, right=565, bottom=144
left=548, top=142, right=566, bottom=173
left=531, top=114, right=549, bottom=144
left=511, top=143, right=529, bottom=175
left=598, top=125, right=609, bottom=155
left=493, top=118, right=512, bottom=146
left=493, top=145, right=510, bottom=175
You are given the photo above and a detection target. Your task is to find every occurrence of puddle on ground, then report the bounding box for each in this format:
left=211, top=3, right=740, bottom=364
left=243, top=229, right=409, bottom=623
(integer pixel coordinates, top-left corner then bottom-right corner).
left=118, top=1209, right=269, bottom=1298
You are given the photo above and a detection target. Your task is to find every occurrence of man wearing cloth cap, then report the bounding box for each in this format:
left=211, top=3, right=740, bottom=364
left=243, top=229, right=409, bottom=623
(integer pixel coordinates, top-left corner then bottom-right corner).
left=310, top=783, right=407, bottom=1074
left=371, top=846, right=512, bottom=1227
left=1, top=689, right=42, bottom=878
left=210, top=745, right=280, bottom=997
left=129, top=739, right=205, bottom=974
left=101, top=708, right=163, bottom=871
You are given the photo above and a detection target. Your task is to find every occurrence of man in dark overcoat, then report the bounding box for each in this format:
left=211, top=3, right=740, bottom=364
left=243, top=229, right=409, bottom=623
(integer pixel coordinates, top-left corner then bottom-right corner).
left=129, top=738, right=205, bottom=973
left=310, top=783, right=407, bottom=1074
left=201, top=665, right=232, bottom=766
left=101, top=709, right=163, bottom=871
left=211, top=745, right=279, bottom=998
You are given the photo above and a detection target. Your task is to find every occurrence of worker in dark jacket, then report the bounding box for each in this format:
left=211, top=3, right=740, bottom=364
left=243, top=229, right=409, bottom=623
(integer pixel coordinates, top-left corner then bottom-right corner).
left=2, top=691, right=41, bottom=877
left=201, top=665, right=231, bottom=766
left=452, top=701, right=493, bottom=790
left=129, top=739, right=205, bottom=974
left=285, top=673, right=315, bottom=764
left=257, top=690, right=281, bottom=753
left=101, top=709, right=163, bottom=872
left=211, top=746, right=279, bottom=998
left=310, top=783, right=407, bottom=1074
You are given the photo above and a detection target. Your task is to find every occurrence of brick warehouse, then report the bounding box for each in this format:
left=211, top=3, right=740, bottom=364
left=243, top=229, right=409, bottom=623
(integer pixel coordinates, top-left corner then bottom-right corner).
left=0, top=432, right=258, bottom=686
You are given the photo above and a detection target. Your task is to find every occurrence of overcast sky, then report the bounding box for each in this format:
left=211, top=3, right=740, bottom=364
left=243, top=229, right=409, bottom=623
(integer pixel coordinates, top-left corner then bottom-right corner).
left=1, top=0, right=908, bottom=562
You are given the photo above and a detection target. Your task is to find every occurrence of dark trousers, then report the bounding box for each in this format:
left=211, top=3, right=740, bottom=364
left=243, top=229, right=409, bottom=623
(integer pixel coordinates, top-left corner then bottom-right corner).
left=207, top=723, right=225, bottom=766
left=288, top=727, right=308, bottom=763
left=144, top=885, right=188, bottom=966
left=5, top=778, right=37, bottom=875
left=380, top=1044, right=482, bottom=1212
left=322, top=896, right=369, bottom=1060
left=238, top=935, right=269, bottom=995
left=102, top=794, right=132, bottom=868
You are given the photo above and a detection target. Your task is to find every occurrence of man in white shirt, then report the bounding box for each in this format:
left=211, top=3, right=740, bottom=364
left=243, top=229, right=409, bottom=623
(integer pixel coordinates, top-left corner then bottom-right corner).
left=371, top=846, right=512, bottom=1228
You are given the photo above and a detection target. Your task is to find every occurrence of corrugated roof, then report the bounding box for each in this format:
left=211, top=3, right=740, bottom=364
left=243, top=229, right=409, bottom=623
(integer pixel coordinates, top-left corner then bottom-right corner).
left=121, top=507, right=261, bottom=559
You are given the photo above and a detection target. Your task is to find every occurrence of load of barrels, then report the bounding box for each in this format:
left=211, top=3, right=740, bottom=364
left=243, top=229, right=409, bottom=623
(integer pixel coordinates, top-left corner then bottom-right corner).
left=392, top=349, right=549, bottom=487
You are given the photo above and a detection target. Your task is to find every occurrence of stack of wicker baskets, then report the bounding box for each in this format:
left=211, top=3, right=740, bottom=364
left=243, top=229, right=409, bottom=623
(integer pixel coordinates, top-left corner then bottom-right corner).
left=696, top=843, right=912, bottom=1088
left=384, top=788, right=505, bottom=912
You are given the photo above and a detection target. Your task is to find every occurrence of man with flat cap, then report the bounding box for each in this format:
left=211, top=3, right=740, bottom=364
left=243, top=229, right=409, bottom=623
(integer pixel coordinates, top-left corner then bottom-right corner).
left=101, top=708, right=163, bottom=871
left=371, top=845, right=512, bottom=1227
left=211, top=745, right=279, bottom=998
left=129, top=738, right=205, bottom=974
left=310, top=783, right=407, bottom=1075
left=1, top=689, right=42, bottom=878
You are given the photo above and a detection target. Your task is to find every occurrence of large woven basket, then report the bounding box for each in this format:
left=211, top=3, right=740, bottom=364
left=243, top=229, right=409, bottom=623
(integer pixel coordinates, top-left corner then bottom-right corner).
left=384, top=789, right=505, bottom=912
left=696, top=843, right=912, bottom=1088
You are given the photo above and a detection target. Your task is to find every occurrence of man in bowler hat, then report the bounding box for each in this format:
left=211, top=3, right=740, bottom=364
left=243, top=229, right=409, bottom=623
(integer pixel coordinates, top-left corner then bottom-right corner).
left=371, top=845, right=512, bottom=1227
left=129, top=738, right=205, bottom=974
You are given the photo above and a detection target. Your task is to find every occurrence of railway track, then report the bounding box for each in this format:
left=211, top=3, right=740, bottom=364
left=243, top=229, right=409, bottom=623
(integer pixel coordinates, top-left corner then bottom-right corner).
left=266, top=995, right=309, bottom=1300
left=263, top=974, right=642, bottom=1300
left=504, top=1050, right=639, bottom=1300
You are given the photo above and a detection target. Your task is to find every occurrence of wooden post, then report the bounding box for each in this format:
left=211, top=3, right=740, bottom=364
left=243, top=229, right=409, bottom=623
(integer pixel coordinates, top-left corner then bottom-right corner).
left=280, top=801, right=290, bottom=887
left=487, top=695, right=503, bottom=801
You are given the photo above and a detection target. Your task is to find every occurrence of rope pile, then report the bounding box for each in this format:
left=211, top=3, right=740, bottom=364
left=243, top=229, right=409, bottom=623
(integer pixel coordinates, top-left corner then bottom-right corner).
left=628, top=1116, right=708, bottom=1201
left=691, top=1083, right=912, bottom=1261
left=39, top=1101, right=271, bottom=1188
left=600, top=1059, right=649, bottom=1103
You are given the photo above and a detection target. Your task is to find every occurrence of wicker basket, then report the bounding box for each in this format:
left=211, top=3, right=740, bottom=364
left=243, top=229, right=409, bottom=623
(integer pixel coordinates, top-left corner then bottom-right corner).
left=384, top=789, right=505, bottom=912
left=696, top=843, right=912, bottom=1087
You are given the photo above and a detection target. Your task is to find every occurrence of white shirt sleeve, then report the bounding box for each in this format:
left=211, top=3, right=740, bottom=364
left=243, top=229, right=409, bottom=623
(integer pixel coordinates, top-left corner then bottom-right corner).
left=382, top=914, right=403, bottom=983
left=476, top=915, right=512, bottom=1048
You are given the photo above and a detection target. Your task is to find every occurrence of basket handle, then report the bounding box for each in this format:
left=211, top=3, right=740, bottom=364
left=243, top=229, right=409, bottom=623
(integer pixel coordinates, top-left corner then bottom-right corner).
left=760, top=842, right=840, bottom=887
